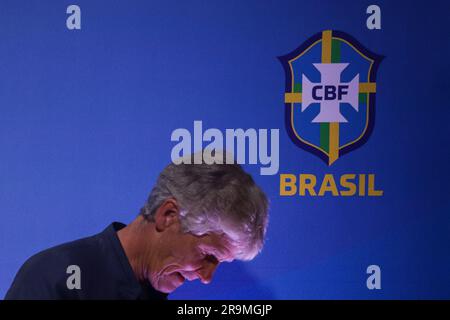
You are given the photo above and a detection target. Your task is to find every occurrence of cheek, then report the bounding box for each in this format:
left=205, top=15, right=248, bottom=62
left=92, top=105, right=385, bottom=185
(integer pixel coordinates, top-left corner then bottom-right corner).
left=174, top=253, right=205, bottom=271
left=179, top=257, right=203, bottom=270
left=170, top=236, right=205, bottom=270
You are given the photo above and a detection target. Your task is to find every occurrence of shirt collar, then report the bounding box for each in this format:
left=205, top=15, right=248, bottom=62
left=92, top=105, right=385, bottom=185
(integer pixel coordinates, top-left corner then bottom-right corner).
left=102, top=222, right=168, bottom=300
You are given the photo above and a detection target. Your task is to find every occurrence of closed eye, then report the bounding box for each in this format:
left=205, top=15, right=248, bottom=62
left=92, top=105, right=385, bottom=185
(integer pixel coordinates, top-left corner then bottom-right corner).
left=205, top=254, right=219, bottom=264
left=200, top=250, right=219, bottom=264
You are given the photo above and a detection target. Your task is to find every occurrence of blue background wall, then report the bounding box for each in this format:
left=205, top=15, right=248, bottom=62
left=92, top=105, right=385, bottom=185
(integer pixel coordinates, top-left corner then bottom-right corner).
left=0, top=0, right=449, bottom=299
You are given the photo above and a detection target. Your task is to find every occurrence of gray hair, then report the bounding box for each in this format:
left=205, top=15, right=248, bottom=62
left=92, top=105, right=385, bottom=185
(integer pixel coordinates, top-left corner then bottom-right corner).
left=140, top=152, right=269, bottom=261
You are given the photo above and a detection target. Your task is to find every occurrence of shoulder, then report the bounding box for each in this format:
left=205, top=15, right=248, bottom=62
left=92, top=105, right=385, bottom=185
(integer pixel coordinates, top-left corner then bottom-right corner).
left=5, top=234, right=102, bottom=300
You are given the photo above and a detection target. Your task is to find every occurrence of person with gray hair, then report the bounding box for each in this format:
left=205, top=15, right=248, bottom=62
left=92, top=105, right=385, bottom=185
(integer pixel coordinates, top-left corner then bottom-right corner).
left=5, top=153, right=269, bottom=299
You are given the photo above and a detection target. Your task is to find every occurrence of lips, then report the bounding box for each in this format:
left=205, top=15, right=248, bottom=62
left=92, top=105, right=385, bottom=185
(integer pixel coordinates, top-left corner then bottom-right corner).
left=179, top=271, right=198, bottom=281
left=174, top=272, right=185, bottom=283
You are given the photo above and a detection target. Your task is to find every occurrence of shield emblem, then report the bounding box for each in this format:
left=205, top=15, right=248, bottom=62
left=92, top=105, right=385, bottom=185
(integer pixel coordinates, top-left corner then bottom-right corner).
left=279, top=30, right=383, bottom=165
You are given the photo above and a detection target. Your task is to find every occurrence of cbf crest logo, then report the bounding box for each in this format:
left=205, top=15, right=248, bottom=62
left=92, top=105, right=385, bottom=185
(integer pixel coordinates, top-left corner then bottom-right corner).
left=279, top=30, right=383, bottom=165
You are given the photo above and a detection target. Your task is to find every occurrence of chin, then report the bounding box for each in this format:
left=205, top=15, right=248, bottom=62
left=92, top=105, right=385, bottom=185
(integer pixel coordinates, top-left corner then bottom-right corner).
left=154, top=272, right=185, bottom=293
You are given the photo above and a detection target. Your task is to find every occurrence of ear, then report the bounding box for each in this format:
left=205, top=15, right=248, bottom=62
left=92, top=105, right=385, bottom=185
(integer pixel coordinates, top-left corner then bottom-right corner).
left=154, top=199, right=180, bottom=232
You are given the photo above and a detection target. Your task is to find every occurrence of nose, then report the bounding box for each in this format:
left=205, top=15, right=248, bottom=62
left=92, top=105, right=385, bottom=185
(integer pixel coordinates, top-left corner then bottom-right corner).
left=198, top=262, right=219, bottom=284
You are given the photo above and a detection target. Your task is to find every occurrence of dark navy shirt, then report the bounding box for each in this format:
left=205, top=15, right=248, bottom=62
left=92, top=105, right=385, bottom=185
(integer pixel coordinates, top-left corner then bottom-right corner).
left=5, top=222, right=168, bottom=300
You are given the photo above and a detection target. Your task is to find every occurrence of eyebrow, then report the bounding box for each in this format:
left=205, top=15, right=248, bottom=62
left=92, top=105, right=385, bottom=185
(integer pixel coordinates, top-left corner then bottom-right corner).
left=201, top=244, right=228, bottom=262
left=213, top=246, right=235, bottom=262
